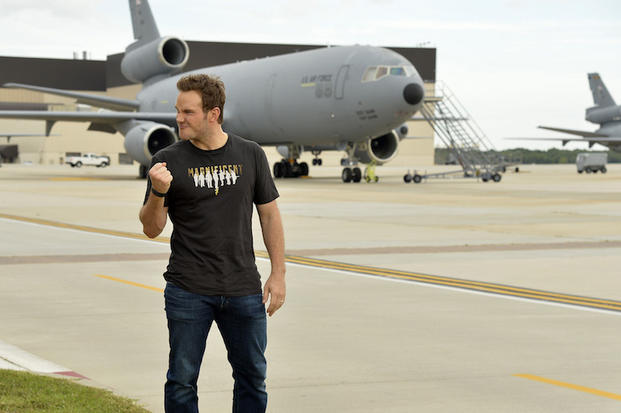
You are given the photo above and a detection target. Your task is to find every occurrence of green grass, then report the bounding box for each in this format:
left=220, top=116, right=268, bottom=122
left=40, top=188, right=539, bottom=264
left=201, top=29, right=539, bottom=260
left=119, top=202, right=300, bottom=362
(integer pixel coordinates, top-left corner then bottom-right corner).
left=0, top=369, right=151, bottom=413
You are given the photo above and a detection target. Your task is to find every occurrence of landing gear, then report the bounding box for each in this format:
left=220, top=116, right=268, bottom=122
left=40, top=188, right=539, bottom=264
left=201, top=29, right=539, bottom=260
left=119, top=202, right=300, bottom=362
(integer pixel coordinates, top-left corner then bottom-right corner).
left=341, top=167, right=352, bottom=183
left=311, top=149, right=323, bottom=166
left=341, top=167, right=362, bottom=183
left=273, top=159, right=309, bottom=178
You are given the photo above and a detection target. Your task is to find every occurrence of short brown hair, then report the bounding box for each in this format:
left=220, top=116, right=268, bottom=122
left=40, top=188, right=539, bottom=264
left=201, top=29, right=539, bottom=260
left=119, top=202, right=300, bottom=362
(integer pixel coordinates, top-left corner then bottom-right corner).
left=176, top=74, right=226, bottom=123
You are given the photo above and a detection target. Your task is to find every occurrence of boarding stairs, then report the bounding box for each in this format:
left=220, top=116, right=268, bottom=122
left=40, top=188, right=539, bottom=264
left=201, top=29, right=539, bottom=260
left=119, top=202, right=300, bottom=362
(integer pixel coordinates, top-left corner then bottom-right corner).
left=419, top=81, right=505, bottom=180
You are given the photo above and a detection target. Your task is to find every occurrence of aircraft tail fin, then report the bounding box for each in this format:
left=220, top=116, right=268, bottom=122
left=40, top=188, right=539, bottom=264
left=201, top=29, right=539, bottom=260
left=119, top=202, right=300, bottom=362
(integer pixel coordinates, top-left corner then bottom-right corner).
left=128, top=0, right=160, bottom=46
left=588, top=73, right=616, bottom=107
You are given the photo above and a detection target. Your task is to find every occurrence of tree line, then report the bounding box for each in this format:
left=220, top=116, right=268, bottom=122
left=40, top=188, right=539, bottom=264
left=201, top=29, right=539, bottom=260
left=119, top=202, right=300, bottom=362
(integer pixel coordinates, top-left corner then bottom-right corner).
left=434, top=147, right=621, bottom=165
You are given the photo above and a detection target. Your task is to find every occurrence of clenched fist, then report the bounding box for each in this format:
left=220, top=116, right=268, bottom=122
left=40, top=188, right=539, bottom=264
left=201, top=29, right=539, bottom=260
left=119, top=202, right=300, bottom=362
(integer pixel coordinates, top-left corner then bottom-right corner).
left=149, top=162, right=173, bottom=194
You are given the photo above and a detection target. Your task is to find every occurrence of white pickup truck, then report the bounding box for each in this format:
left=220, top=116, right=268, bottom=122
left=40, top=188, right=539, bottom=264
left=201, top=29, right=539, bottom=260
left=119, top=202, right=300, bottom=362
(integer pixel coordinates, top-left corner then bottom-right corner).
left=65, top=153, right=110, bottom=168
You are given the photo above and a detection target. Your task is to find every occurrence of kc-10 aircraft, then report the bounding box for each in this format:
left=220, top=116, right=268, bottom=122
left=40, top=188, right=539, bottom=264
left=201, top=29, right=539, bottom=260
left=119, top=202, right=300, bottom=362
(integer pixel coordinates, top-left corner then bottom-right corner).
left=510, top=73, right=621, bottom=152
left=0, top=0, right=425, bottom=182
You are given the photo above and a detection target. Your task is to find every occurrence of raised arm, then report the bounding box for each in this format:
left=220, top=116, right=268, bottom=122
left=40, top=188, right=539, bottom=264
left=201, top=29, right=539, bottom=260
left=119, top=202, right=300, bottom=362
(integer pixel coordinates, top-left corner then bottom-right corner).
left=139, top=162, right=172, bottom=238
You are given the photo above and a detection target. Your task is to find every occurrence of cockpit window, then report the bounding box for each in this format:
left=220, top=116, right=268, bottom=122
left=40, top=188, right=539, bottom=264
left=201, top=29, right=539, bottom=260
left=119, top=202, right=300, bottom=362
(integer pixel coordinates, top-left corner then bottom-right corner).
left=362, top=65, right=416, bottom=82
left=362, top=66, right=377, bottom=82
left=376, top=66, right=388, bottom=80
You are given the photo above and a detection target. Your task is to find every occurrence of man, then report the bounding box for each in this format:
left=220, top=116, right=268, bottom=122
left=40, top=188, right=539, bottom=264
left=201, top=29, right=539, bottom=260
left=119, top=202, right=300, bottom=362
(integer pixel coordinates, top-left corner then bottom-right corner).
left=139, top=74, right=285, bottom=412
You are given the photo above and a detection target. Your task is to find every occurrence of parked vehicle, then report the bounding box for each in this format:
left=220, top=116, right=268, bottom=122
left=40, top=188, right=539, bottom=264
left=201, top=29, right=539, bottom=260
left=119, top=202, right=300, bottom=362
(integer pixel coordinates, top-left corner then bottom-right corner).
left=65, top=153, right=110, bottom=168
left=576, top=152, right=607, bottom=174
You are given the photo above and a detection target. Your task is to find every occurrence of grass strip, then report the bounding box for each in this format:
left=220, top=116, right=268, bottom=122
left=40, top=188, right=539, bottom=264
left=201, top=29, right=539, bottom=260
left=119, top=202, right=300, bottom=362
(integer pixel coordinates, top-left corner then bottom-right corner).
left=0, top=369, right=150, bottom=413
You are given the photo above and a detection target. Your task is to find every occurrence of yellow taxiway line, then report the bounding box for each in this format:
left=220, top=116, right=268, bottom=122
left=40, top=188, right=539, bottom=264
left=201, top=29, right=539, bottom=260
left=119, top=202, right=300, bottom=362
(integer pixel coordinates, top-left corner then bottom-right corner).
left=94, top=274, right=164, bottom=293
left=515, top=374, right=621, bottom=402
left=3, top=213, right=621, bottom=313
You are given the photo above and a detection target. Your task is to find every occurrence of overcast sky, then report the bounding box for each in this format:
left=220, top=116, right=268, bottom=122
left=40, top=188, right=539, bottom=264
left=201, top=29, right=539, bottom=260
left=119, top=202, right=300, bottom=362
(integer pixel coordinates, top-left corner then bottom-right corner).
left=0, top=0, right=619, bottom=150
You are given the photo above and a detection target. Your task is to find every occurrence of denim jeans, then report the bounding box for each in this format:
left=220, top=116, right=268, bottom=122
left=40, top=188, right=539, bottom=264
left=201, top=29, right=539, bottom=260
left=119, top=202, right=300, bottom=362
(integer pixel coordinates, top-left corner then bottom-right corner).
left=164, top=282, right=268, bottom=413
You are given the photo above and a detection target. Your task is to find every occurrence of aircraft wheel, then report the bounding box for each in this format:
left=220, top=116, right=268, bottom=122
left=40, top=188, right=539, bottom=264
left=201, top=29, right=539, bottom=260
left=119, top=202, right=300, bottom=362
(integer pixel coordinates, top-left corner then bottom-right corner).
left=341, top=167, right=352, bottom=183
left=403, top=173, right=412, bottom=183
left=492, top=173, right=502, bottom=182
left=273, top=162, right=284, bottom=178
left=312, top=159, right=317, bottom=166
left=300, top=162, right=309, bottom=176
left=413, top=174, right=422, bottom=184
left=578, top=170, right=583, bottom=174
left=352, top=167, right=362, bottom=183
left=318, top=159, right=323, bottom=166
left=75, top=161, right=82, bottom=168
left=601, top=167, right=607, bottom=173
left=283, top=161, right=293, bottom=177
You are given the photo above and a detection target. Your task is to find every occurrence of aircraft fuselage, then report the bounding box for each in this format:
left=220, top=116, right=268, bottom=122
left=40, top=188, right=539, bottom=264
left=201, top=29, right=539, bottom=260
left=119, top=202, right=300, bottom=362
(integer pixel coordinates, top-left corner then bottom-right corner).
left=137, top=45, right=424, bottom=146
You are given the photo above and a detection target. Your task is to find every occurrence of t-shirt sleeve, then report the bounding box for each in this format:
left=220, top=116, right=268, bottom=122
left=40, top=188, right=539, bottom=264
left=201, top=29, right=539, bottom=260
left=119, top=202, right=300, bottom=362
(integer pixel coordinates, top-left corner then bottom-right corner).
left=142, top=155, right=169, bottom=206
left=253, top=144, right=279, bottom=205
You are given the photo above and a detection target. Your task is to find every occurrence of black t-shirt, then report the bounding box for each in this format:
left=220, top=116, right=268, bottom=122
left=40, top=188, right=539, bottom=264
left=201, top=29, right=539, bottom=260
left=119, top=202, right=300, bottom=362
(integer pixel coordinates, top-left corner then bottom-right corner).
left=143, top=134, right=279, bottom=296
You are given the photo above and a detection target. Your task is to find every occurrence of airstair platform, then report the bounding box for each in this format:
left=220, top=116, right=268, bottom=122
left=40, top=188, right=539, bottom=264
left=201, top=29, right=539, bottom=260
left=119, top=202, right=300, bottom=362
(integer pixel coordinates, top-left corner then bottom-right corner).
left=410, top=81, right=507, bottom=183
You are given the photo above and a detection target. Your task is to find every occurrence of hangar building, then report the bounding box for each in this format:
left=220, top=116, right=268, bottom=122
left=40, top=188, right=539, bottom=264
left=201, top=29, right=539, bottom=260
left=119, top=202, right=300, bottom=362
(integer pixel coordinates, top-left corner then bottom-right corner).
left=0, top=41, right=436, bottom=168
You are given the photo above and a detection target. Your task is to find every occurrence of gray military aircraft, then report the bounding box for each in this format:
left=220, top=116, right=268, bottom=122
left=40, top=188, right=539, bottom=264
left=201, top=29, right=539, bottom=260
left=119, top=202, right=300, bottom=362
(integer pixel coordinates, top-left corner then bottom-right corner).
left=0, top=133, right=49, bottom=142
left=0, top=0, right=425, bottom=182
left=510, top=73, right=621, bottom=152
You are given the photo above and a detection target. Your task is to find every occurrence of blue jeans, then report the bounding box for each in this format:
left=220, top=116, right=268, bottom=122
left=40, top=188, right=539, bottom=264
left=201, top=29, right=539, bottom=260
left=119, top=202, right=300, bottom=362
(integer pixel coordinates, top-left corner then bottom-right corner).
left=164, top=282, right=267, bottom=413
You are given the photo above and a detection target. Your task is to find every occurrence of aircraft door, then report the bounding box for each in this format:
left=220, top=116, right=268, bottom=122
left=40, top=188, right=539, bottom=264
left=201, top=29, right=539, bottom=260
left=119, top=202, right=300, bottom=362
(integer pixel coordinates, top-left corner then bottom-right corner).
left=265, top=73, right=282, bottom=137
left=334, top=65, right=350, bottom=100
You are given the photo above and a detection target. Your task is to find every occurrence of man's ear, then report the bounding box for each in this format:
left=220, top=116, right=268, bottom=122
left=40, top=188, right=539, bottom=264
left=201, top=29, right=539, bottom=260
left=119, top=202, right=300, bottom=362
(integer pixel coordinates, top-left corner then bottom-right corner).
left=210, top=107, right=221, bottom=123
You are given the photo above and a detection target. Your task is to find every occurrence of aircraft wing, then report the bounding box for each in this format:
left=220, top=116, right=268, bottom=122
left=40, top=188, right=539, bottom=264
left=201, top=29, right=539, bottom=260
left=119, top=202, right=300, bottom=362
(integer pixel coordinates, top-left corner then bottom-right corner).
left=537, top=126, right=608, bottom=138
left=0, top=110, right=176, bottom=135
left=0, top=133, right=49, bottom=137
left=506, top=137, right=621, bottom=142
left=505, top=136, right=621, bottom=150
left=3, top=83, right=140, bottom=111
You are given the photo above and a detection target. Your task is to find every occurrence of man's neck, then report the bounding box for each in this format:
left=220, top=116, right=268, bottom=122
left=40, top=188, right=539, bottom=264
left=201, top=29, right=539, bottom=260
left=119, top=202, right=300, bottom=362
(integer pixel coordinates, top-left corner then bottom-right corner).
left=189, top=128, right=228, bottom=151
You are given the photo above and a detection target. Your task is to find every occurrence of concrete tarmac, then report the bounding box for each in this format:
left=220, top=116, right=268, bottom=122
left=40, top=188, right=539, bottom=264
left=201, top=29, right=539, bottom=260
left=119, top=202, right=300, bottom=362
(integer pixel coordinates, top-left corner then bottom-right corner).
left=1, top=162, right=621, bottom=412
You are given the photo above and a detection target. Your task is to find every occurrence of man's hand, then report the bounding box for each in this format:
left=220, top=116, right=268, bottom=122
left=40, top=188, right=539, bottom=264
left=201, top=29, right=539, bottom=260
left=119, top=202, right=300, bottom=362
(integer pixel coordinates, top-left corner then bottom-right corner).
left=263, top=273, right=286, bottom=317
left=149, top=162, right=173, bottom=194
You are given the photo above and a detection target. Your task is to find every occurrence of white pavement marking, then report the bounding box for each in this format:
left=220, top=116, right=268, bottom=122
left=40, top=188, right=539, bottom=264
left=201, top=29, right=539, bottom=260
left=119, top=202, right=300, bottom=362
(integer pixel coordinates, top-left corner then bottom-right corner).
left=4, top=216, right=620, bottom=318
left=0, top=340, right=73, bottom=375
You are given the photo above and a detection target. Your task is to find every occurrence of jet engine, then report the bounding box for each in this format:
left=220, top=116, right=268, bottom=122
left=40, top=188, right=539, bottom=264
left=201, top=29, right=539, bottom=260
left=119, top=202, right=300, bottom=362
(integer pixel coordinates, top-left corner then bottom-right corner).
left=586, top=105, right=621, bottom=124
left=123, top=122, right=177, bottom=166
left=121, top=36, right=189, bottom=83
left=353, top=129, right=401, bottom=165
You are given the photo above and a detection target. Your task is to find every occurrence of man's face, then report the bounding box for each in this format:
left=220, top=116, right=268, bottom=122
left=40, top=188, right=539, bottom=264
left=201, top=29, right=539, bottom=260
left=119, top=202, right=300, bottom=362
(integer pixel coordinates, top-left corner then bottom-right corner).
left=175, top=90, right=213, bottom=140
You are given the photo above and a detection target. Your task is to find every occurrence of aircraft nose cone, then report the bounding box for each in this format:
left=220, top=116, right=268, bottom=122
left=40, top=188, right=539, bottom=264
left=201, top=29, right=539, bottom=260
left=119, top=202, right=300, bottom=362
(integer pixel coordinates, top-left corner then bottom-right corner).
left=403, top=83, right=424, bottom=105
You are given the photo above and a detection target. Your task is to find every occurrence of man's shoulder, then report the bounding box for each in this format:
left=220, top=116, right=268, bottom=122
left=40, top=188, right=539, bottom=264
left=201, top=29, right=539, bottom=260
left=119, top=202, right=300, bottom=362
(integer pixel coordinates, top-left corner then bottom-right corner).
left=229, top=133, right=261, bottom=152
